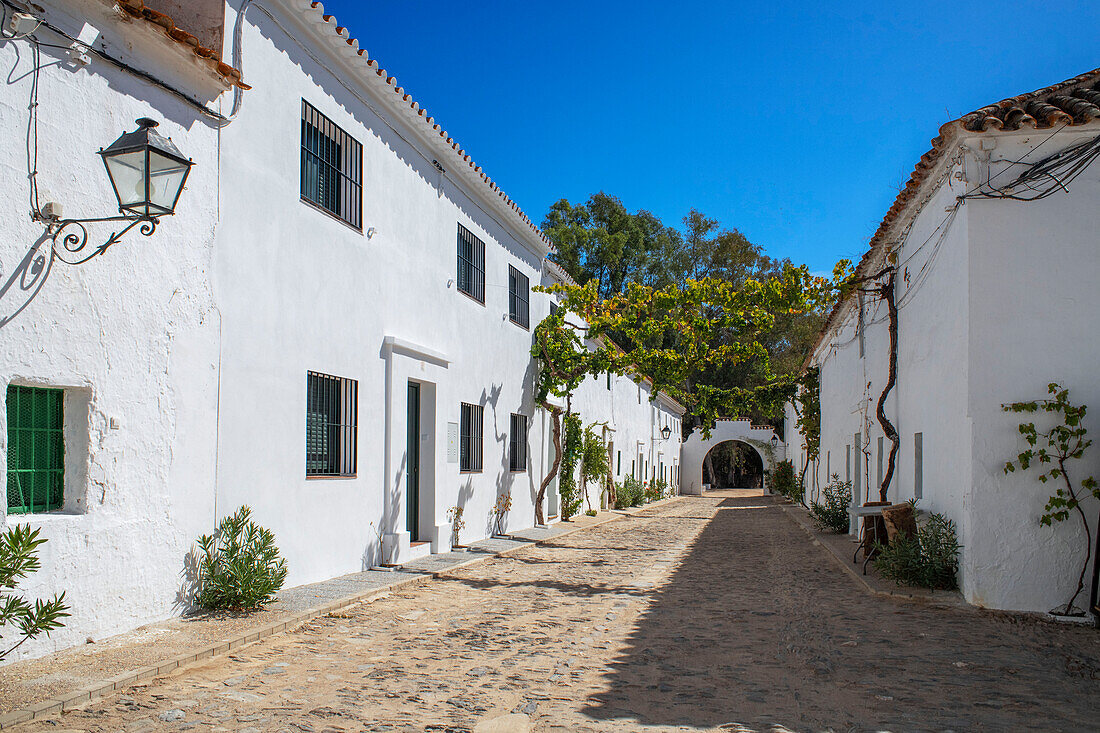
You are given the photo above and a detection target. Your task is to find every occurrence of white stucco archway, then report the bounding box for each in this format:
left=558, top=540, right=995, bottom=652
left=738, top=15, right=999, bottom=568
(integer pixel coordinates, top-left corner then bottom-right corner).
left=680, top=419, right=786, bottom=495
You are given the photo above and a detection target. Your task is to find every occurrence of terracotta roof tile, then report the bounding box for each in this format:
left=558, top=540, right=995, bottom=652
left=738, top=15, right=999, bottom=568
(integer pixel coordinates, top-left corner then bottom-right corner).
left=808, top=67, right=1100, bottom=365
left=115, top=0, right=248, bottom=89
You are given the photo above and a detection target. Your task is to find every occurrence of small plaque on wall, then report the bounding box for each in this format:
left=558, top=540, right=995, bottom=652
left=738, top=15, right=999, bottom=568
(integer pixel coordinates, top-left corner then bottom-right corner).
left=446, top=422, right=459, bottom=463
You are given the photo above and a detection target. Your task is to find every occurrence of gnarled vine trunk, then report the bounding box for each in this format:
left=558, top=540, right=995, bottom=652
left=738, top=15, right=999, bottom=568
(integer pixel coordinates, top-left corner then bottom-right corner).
left=876, top=270, right=900, bottom=502
left=535, top=402, right=563, bottom=526
left=1058, top=456, right=1092, bottom=615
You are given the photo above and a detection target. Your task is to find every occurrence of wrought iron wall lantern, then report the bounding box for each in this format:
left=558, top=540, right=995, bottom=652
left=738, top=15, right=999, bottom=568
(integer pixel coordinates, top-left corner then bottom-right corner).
left=770, top=434, right=780, bottom=448
left=38, top=118, right=193, bottom=265
left=661, top=424, right=672, bottom=440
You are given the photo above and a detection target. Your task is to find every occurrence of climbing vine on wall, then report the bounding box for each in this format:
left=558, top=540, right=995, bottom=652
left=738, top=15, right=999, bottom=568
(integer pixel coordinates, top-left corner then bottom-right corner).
left=795, top=367, right=821, bottom=496
left=1003, top=383, right=1098, bottom=616
left=580, top=422, right=610, bottom=512
left=558, top=412, right=585, bottom=521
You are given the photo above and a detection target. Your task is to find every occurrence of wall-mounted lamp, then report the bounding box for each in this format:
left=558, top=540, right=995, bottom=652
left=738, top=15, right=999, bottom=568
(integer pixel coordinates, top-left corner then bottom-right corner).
left=661, top=424, right=672, bottom=440
left=771, top=434, right=780, bottom=448
left=366, top=227, right=377, bottom=239
left=40, top=118, right=193, bottom=265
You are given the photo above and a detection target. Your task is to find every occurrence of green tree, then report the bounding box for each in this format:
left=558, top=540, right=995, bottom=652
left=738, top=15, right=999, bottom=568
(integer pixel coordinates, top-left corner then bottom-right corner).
left=544, top=196, right=847, bottom=430
left=536, top=266, right=831, bottom=444
left=542, top=193, right=681, bottom=300
left=531, top=306, right=618, bottom=524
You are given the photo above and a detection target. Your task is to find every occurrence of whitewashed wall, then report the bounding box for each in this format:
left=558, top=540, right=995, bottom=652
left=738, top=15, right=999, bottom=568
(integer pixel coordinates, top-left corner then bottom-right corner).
left=0, top=1, right=227, bottom=661
left=213, top=0, right=554, bottom=583
left=0, top=0, right=688, bottom=665
left=208, top=1, right=688, bottom=583
left=962, top=129, right=1100, bottom=612
left=680, top=419, right=783, bottom=495
left=797, top=125, right=1100, bottom=613
left=572, top=374, right=684, bottom=505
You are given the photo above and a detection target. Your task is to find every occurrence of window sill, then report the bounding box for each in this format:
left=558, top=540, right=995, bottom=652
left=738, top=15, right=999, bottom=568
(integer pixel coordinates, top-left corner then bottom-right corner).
left=509, top=317, right=530, bottom=330
left=4, top=510, right=85, bottom=524
left=299, top=196, right=363, bottom=235
left=306, top=474, right=358, bottom=480
left=459, top=470, right=483, bottom=475
left=458, top=289, right=485, bottom=307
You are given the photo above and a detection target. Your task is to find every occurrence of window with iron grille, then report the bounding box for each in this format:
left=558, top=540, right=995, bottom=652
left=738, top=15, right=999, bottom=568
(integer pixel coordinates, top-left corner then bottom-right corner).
left=457, top=224, right=485, bottom=303
left=306, top=372, right=358, bottom=477
left=509, top=413, right=528, bottom=472
left=508, top=265, right=529, bottom=328
left=301, top=100, right=362, bottom=230
left=460, top=402, right=483, bottom=472
left=6, top=385, right=64, bottom=514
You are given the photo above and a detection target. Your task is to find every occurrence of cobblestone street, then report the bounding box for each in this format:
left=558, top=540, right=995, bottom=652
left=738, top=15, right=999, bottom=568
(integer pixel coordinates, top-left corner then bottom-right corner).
left=24, top=493, right=1100, bottom=732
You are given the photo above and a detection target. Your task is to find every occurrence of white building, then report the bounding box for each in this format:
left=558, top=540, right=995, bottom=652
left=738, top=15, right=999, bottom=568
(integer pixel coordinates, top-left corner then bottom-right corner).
left=786, top=68, right=1100, bottom=614
left=0, top=0, right=682, bottom=662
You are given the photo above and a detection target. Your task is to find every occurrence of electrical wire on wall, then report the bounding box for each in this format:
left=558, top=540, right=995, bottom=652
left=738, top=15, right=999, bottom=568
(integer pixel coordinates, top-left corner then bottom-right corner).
left=962, top=131, right=1100, bottom=202
left=0, top=0, right=231, bottom=122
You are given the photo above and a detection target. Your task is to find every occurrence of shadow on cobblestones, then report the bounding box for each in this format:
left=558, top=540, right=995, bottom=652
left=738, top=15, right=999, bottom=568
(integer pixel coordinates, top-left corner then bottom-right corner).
left=583, top=494, right=1100, bottom=731
left=443, top=567, right=654, bottom=599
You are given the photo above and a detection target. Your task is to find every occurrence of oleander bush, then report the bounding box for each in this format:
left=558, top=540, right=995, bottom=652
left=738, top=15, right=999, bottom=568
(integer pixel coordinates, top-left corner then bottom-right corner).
left=645, top=478, right=664, bottom=502
left=772, top=460, right=801, bottom=504
left=614, top=476, right=644, bottom=509
left=196, top=506, right=288, bottom=612
left=873, top=509, right=960, bottom=590
left=809, top=474, right=851, bottom=533
left=0, top=525, right=69, bottom=661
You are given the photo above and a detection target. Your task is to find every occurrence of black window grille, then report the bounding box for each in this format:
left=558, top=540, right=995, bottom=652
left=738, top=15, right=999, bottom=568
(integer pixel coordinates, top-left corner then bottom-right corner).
left=509, top=413, right=528, bottom=472
left=306, top=371, right=357, bottom=476
left=457, top=224, right=485, bottom=303
left=301, top=100, right=362, bottom=230
left=460, top=402, right=483, bottom=472
left=550, top=302, right=559, bottom=316
left=508, top=265, right=529, bottom=328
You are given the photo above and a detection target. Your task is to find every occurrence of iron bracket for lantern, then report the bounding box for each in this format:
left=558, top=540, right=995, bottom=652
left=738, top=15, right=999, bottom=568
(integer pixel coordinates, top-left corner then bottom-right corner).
left=42, top=214, right=159, bottom=265
left=34, top=118, right=192, bottom=265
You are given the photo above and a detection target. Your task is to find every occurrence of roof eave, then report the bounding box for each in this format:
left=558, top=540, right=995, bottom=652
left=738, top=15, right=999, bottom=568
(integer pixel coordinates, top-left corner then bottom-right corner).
left=278, top=0, right=553, bottom=259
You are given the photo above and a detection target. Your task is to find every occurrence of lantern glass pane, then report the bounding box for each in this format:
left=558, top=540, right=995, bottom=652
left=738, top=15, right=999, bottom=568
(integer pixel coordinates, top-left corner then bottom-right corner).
left=147, top=149, right=190, bottom=214
left=104, top=150, right=147, bottom=211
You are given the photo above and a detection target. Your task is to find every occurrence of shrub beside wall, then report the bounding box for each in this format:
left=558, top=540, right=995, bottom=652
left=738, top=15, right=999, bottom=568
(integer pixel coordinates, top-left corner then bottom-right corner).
left=810, top=475, right=851, bottom=534
left=196, top=506, right=288, bottom=612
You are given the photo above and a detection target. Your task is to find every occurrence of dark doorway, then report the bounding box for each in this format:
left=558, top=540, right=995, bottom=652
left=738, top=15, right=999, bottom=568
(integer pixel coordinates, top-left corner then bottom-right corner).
left=407, top=382, right=420, bottom=539
left=703, top=440, right=763, bottom=489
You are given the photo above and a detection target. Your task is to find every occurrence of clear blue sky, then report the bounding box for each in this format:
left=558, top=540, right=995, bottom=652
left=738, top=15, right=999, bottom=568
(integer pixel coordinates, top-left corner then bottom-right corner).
left=318, top=1, right=1098, bottom=273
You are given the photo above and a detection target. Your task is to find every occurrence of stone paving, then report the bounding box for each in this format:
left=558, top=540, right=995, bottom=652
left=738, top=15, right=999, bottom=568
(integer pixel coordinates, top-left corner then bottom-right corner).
left=17, top=492, right=1100, bottom=732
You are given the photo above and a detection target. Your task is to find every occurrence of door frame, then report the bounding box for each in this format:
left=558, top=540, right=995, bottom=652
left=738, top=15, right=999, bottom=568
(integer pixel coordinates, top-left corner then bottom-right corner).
left=407, top=381, right=420, bottom=540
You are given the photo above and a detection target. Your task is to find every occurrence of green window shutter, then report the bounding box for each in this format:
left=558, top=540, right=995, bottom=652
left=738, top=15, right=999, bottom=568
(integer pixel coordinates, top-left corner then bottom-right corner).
left=6, top=385, right=65, bottom=514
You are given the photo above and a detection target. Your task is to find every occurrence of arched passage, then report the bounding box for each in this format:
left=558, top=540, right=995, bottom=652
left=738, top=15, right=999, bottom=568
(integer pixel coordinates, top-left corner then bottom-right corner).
left=680, top=419, right=786, bottom=495
left=703, top=440, right=764, bottom=489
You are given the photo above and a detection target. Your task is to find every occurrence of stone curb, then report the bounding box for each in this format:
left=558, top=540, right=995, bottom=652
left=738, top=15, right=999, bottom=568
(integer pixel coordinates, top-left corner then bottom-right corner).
left=777, top=502, right=969, bottom=608
left=0, top=500, right=684, bottom=729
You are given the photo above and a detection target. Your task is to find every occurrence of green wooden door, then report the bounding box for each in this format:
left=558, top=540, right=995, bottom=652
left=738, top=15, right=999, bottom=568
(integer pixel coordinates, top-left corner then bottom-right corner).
left=407, top=382, right=420, bottom=539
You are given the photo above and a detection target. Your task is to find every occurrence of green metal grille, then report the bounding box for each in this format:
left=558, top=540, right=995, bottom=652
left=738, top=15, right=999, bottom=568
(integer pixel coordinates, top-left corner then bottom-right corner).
left=6, top=385, right=64, bottom=514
